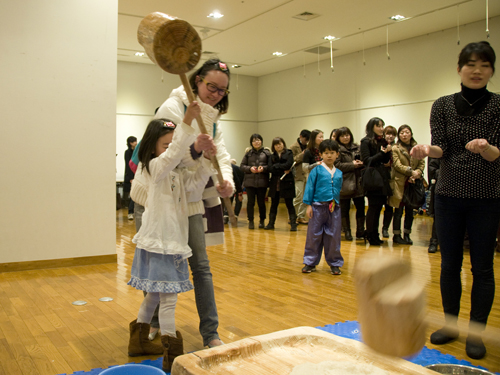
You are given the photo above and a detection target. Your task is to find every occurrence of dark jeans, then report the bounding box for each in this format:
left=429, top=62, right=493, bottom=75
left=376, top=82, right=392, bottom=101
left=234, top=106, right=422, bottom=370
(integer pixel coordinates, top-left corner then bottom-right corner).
left=269, top=191, right=295, bottom=217
left=382, top=203, right=393, bottom=230
left=246, top=186, right=267, bottom=221
left=366, top=195, right=386, bottom=236
left=393, top=204, right=414, bottom=234
left=340, top=197, right=365, bottom=228
left=435, top=195, right=500, bottom=325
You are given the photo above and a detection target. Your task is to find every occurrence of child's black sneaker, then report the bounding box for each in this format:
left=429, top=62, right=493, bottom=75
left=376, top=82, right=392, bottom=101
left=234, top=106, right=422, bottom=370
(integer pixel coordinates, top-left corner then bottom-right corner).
left=330, top=266, right=341, bottom=275
left=301, top=265, right=316, bottom=273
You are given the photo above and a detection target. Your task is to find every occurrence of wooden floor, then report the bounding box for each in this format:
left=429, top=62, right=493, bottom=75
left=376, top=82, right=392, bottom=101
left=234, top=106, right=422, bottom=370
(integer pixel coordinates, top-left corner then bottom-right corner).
left=0, top=203, right=499, bottom=375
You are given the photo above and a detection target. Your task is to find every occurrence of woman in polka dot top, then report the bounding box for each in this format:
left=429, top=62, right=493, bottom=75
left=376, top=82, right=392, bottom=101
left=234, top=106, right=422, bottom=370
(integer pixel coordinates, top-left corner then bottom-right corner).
left=411, top=41, right=500, bottom=361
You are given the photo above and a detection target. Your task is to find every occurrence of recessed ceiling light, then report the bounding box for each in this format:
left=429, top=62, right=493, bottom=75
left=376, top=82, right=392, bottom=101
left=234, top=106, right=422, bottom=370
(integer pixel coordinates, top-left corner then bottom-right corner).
left=208, top=12, right=224, bottom=19
left=273, top=52, right=285, bottom=56
left=390, top=15, right=406, bottom=21
left=232, top=65, right=241, bottom=68
left=323, top=35, right=337, bottom=41
left=135, top=52, right=145, bottom=57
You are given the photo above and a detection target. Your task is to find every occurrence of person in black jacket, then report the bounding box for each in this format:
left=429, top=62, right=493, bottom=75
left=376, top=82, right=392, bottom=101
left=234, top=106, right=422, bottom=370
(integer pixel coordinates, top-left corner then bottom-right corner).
left=124, top=136, right=138, bottom=220
left=265, top=137, right=297, bottom=231
left=334, top=127, right=365, bottom=240
left=360, top=117, right=392, bottom=245
left=223, top=160, right=245, bottom=224
left=240, top=134, right=271, bottom=229
left=427, top=157, right=441, bottom=253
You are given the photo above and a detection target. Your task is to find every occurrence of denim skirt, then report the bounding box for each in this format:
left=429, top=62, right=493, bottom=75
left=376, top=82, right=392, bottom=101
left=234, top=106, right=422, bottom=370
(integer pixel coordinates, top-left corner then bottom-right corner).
left=127, top=248, right=193, bottom=294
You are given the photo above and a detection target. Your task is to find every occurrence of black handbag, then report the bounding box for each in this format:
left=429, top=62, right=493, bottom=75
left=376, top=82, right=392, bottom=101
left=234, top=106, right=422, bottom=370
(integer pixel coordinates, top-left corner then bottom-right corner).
left=361, top=159, right=384, bottom=192
left=402, top=179, right=426, bottom=209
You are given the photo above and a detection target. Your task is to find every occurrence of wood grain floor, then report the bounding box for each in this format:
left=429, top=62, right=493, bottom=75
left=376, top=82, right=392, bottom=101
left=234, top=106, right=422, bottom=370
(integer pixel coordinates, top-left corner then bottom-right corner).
left=0, top=203, right=499, bottom=375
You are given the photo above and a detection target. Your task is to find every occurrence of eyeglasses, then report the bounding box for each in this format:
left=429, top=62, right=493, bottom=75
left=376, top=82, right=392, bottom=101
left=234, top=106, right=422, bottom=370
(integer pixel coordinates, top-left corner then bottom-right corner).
left=200, top=77, right=230, bottom=97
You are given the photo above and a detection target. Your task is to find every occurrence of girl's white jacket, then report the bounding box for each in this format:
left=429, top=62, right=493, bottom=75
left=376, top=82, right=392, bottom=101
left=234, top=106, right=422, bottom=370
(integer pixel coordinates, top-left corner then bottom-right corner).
left=132, top=122, right=214, bottom=259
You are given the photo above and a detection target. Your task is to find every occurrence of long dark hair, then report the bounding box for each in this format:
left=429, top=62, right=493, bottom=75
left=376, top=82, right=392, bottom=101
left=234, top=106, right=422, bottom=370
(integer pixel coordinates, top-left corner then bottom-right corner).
left=397, top=124, right=416, bottom=149
left=365, top=117, right=386, bottom=146
left=271, top=137, right=287, bottom=153
left=335, top=127, right=354, bottom=147
left=126, top=136, right=137, bottom=149
left=307, top=129, right=323, bottom=152
left=189, top=58, right=230, bottom=114
left=138, top=118, right=176, bottom=175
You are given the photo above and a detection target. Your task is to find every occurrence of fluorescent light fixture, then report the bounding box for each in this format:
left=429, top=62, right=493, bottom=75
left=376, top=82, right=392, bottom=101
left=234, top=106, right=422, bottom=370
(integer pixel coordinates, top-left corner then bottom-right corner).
left=390, top=15, right=406, bottom=21
left=323, top=35, right=337, bottom=41
left=273, top=52, right=284, bottom=56
left=208, top=12, right=224, bottom=19
left=135, top=52, right=145, bottom=57
left=232, top=65, right=241, bottom=68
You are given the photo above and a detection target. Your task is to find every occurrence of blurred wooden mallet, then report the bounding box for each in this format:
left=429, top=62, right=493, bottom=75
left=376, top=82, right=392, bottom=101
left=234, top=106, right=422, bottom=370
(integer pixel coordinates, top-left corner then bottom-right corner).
left=137, top=12, right=237, bottom=226
left=354, top=254, right=500, bottom=357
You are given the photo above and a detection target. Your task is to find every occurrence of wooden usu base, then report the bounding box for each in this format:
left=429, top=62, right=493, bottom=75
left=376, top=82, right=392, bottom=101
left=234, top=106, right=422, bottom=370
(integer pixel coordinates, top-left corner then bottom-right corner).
left=171, top=327, right=436, bottom=374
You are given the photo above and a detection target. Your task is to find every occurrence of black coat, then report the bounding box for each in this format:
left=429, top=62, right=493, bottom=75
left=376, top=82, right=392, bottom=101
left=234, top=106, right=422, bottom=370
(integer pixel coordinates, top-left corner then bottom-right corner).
left=240, top=147, right=271, bottom=188
left=334, top=143, right=364, bottom=199
left=231, top=163, right=244, bottom=194
left=268, top=149, right=296, bottom=199
left=360, top=136, right=392, bottom=196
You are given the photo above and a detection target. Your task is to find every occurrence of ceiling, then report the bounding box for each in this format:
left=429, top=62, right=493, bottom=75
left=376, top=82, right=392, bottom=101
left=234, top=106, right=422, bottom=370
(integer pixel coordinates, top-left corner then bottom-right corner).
left=118, top=0, right=500, bottom=77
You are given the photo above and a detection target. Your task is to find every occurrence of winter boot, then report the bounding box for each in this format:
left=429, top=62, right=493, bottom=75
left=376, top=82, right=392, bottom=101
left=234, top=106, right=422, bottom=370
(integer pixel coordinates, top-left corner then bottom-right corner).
left=393, top=234, right=406, bottom=244
left=355, top=217, right=365, bottom=239
left=290, top=214, right=298, bottom=231
left=128, top=319, right=164, bottom=357
left=428, top=238, right=438, bottom=253
left=264, top=214, right=276, bottom=230
left=161, top=331, right=184, bottom=372
left=341, top=218, right=353, bottom=240
left=404, top=233, right=413, bottom=245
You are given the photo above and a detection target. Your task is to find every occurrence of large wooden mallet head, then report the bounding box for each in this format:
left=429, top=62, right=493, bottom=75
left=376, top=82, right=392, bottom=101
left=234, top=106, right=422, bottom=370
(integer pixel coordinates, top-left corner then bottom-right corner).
left=353, top=254, right=427, bottom=357
left=137, top=12, right=201, bottom=74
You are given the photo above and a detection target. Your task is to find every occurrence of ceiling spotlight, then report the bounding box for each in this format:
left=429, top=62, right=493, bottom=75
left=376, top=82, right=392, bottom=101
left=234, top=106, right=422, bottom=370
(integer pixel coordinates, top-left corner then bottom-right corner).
left=232, top=65, right=241, bottom=68
left=323, top=35, right=337, bottom=41
left=135, top=52, right=145, bottom=57
left=273, top=52, right=285, bottom=56
left=390, top=15, right=406, bottom=21
left=208, top=12, right=224, bottom=19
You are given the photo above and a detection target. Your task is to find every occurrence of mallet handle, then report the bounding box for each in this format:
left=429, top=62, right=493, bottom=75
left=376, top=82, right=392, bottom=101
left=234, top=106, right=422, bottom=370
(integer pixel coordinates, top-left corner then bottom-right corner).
left=179, top=73, right=237, bottom=226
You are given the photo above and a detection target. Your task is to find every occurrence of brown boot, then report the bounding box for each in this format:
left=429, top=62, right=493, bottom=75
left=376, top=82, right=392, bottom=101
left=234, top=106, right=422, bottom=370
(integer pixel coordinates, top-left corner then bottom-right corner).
left=161, top=331, right=184, bottom=372
left=128, top=319, right=164, bottom=357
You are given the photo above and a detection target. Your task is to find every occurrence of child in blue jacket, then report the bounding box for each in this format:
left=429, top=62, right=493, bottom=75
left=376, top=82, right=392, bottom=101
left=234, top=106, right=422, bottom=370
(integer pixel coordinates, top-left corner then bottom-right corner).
left=302, top=139, right=344, bottom=275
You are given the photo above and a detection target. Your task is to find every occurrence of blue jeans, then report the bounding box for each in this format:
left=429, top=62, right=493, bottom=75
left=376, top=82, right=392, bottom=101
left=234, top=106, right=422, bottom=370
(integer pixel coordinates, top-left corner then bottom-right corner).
left=435, top=195, right=500, bottom=325
left=188, top=214, right=220, bottom=346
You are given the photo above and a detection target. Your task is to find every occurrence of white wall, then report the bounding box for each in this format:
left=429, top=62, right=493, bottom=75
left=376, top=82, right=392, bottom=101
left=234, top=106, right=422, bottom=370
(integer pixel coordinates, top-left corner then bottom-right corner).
left=116, top=63, right=259, bottom=180
left=0, top=0, right=117, bottom=263
left=257, top=17, right=500, bottom=151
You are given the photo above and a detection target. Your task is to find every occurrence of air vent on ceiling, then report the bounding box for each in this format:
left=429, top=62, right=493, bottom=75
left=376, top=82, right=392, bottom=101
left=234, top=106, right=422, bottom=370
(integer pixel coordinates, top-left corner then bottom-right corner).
left=304, top=46, right=336, bottom=55
left=293, top=11, right=320, bottom=21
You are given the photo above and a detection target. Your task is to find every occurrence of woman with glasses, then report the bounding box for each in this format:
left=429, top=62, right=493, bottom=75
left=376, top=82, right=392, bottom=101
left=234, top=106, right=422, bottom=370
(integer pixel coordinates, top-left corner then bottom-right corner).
left=388, top=125, right=425, bottom=245
left=240, top=134, right=271, bottom=229
left=411, top=42, right=500, bottom=359
left=153, top=59, right=234, bottom=349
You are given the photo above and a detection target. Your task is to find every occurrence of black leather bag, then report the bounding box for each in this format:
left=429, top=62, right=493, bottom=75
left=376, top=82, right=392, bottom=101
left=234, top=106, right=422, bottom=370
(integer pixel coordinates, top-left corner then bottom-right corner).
left=361, top=159, right=384, bottom=192
left=402, top=179, right=426, bottom=209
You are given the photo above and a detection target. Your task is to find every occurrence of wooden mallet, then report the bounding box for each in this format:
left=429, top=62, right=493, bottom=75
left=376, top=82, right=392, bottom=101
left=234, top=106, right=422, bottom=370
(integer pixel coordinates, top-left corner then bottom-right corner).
left=354, top=253, right=500, bottom=357
left=137, top=12, right=237, bottom=226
